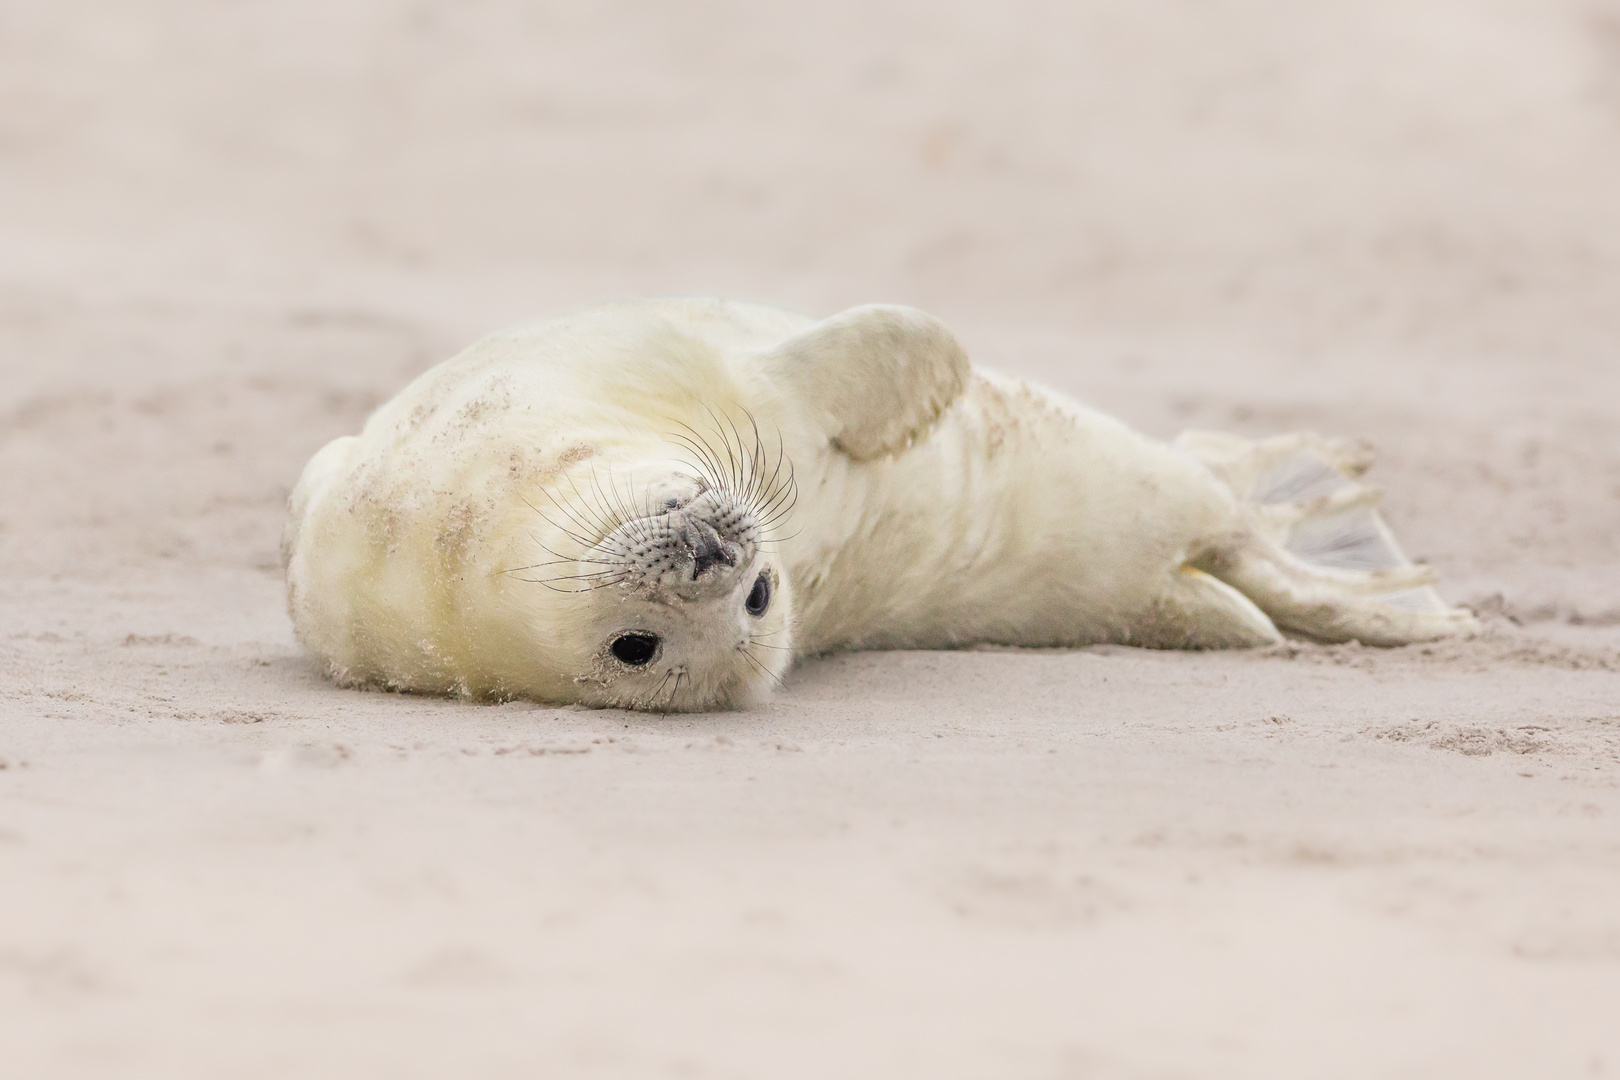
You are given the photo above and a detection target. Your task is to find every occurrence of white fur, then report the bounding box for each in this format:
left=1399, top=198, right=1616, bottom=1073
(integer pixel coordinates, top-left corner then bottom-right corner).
left=283, top=298, right=1477, bottom=710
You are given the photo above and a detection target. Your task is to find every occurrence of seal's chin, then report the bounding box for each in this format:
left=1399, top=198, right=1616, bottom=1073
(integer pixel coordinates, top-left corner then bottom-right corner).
left=585, top=654, right=778, bottom=714
left=566, top=572, right=792, bottom=711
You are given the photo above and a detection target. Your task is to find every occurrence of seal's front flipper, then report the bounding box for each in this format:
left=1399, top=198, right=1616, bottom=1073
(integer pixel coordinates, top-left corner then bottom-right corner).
left=757, top=305, right=969, bottom=460
left=1175, top=430, right=1479, bottom=646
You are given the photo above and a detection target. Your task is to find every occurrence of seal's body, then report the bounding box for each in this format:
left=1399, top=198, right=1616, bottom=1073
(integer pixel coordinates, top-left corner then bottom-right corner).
left=284, top=298, right=1475, bottom=710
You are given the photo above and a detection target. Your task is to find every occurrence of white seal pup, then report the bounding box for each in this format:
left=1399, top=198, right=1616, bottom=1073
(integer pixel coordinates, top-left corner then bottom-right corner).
left=283, top=298, right=1477, bottom=711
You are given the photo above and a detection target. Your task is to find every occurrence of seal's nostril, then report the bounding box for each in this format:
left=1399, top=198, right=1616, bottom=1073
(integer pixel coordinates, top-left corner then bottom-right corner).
left=687, top=518, right=737, bottom=579
left=692, top=541, right=737, bottom=578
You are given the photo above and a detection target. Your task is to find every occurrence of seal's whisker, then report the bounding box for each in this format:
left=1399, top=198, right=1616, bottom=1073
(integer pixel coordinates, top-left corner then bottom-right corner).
left=668, top=409, right=796, bottom=545
left=723, top=410, right=752, bottom=498
left=675, top=415, right=728, bottom=498
left=702, top=404, right=744, bottom=498
left=667, top=416, right=793, bottom=544
left=666, top=422, right=729, bottom=490
left=594, top=463, right=635, bottom=544
left=759, top=489, right=797, bottom=528
left=532, top=567, right=628, bottom=581
left=607, top=463, right=656, bottom=546
left=664, top=430, right=711, bottom=472
left=524, top=492, right=588, bottom=544
left=608, top=468, right=657, bottom=552
left=759, top=456, right=797, bottom=511
left=542, top=467, right=605, bottom=530
left=548, top=467, right=604, bottom=533
left=537, top=537, right=630, bottom=566
left=749, top=414, right=776, bottom=508
left=738, top=643, right=788, bottom=689
left=598, top=462, right=630, bottom=525
left=521, top=496, right=607, bottom=553
left=537, top=479, right=627, bottom=553
left=535, top=573, right=631, bottom=593
left=589, top=463, right=641, bottom=546
left=558, top=468, right=618, bottom=542
left=755, top=531, right=801, bottom=549
left=737, top=645, right=770, bottom=677
left=740, top=410, right=770, bottom=510
left=499, top=556, right=622, bottom=575
left=650, top=667, right=675, bottom=711
left=527, top=536, right=582, bottom=565
left=693, top=406, right=731, bottom=495
left=579, top=466, right=628, bottom=541
left=758, top=484, right=799, bottom=534
left=658, top=668, right=686, bottom=714
left=522, top=569, right=631, bottom=587
left=760, top=507, right=797, bottom=534
left=670, top=451, right=722, bottom=497
left=755, top=420, right=790, bottom=515
left=726, top=409, right=755, bottom=499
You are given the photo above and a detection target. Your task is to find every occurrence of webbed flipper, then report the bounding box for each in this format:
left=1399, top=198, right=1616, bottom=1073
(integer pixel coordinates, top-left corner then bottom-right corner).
left=1175, top=431, right=1479, bottom=645
left=757, top=305, right=969, bottom=460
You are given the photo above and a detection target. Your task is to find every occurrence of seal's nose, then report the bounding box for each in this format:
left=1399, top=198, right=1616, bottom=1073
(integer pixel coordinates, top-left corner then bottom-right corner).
left=680, top=517, right=738, bottom=580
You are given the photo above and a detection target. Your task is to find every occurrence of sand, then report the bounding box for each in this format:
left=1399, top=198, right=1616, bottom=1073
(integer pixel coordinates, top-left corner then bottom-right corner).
left=3, top=2, right=1619, bottom=1076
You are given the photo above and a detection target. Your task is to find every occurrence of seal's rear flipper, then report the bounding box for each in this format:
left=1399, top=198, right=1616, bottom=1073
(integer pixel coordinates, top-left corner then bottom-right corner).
left=1174, top=431, right=1478, bottom=646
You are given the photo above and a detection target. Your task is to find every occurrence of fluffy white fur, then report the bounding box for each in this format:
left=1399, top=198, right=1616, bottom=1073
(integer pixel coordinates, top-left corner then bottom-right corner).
left=283, top=298, right=1477, bottom=710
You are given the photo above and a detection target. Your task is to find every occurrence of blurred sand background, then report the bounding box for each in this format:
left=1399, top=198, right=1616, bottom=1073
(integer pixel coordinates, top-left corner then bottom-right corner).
left=3, top=1, right=1619, bottom=1076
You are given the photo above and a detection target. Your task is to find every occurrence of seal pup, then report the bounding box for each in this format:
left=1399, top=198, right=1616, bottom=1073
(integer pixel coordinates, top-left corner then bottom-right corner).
left=283, top=298, right=1476, bottom=711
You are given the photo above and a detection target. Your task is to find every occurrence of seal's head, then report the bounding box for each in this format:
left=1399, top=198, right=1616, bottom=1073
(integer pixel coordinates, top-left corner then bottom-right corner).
left=284, top=301, right=812, bottom=711
left=506, top=433, right=796, bottom=712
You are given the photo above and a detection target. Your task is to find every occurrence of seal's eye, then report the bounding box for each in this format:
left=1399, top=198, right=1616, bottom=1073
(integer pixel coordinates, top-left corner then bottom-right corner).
left=610, top=632, right=660, bottom=666
left=745, top=573, right=771, bottom=618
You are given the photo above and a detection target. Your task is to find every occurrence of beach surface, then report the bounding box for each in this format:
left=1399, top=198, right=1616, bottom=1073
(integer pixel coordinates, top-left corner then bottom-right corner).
left=3, top=2, right=1619, bottom=1076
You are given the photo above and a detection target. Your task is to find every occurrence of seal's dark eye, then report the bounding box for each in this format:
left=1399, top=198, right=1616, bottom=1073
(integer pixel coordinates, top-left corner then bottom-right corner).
left=745, top=573, right=771, bottom=617
left=610, top=632, right=660, bottom=666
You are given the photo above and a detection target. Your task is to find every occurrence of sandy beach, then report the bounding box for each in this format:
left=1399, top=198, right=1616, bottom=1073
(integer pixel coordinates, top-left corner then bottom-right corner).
left=3, top=2, right=1619, bottom=1076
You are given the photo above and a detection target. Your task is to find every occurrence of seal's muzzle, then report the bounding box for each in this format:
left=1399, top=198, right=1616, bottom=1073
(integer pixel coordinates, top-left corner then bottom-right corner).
left=678, top=514, right=739, bottom=580
left=608, top=487, right=760, bottom=598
